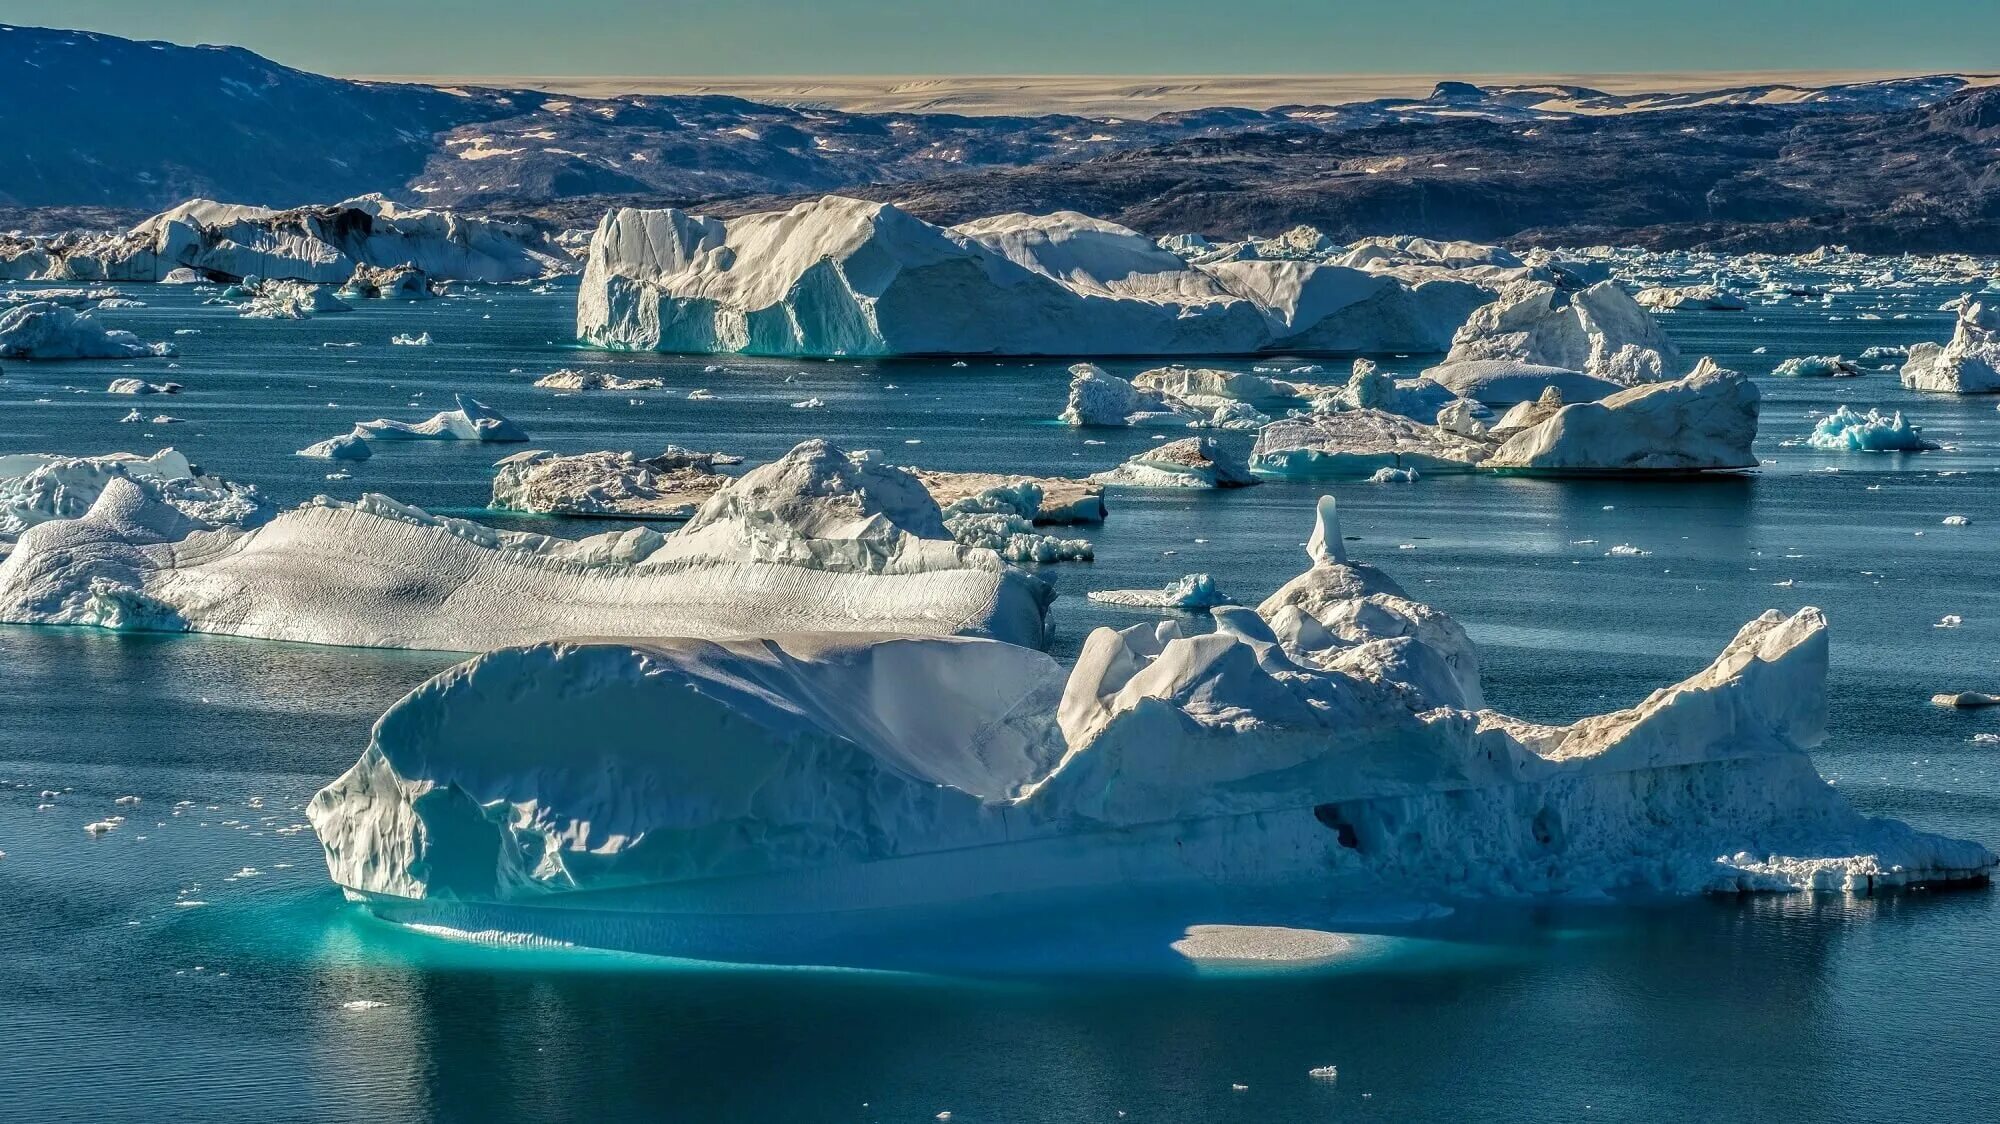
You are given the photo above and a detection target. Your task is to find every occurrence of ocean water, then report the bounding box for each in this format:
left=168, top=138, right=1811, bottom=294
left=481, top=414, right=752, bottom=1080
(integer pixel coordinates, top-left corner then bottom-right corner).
left=2, top=281, right=1998, bottom=1122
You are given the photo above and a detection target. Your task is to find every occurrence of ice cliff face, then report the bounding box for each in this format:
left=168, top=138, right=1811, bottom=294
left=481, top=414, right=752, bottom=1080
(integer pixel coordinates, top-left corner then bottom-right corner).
left=0, top=440, right=1052, bottom=651
left=306, top=499, right=1991, bottom=962
left=575, top=197, right=1497, bottom=358
left=1902, top=300, right=2000, bottom=394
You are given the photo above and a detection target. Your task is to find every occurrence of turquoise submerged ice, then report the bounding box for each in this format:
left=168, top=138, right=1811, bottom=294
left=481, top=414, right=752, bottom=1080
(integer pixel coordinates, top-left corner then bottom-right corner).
left=306, top=499, right=1992, bottom=967
left=1807, top=405, right=1940, bottom=452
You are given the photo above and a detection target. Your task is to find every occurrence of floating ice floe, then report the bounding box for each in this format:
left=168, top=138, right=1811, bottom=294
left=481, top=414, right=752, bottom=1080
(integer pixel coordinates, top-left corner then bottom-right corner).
left=304, top=498, right=1994, bottom=967
left=0, top=301, right=175, bottom=360
left=237, top=280, right=348, bottom=320
left=1089, top=437, right=1259, bottom=489
left=1772, top=354, right=1862, bottom=378
left=531, top=368, right=666, bottom=391
left=1634, top=284, right=1747, bottom=311
left=1932, top=691, right=2000, bottom=708
left=1805, top=406, right=1939, bottom=452
left=1439, top=280, right=1679, bottom=385
left=1901, top=300, right=2000, bottom=394
left=490, top=447, right=738, bottom=519
left=389, top=331, right=433, bottom=347
left=0, top=449, right=267, bottom=548
left=1088, top=573, right=1233, bottom=609
left=300, top=395, right=528, bottom=459
left=576, top=197, right=1491, bottom=357
left=106, top=378, right=181, bottom=395
left=0, top=440, right=1051, bottom=651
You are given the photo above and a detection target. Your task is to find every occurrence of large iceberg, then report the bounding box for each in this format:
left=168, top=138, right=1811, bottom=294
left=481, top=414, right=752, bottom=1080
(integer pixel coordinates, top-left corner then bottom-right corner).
left=0, top=301, right=175, bottom=359
left=0, top=440, right=1052, bottom=652
left=1485, top=361, right=1760, bottom=473
left=306, top=499, right=1992, bottom=966
left=576, top=197, right=1497, bottom=357
left=26, top=196, right=573, bottom=284
left=1441, top=281, right=1680, bottom=384
left=1901, top=301, right=2000, bottom=394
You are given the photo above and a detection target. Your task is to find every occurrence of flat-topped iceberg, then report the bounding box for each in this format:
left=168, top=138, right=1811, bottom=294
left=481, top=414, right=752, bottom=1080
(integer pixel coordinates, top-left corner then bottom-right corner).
left=1634, top=284, right=1747, bottom=311
left=306, top=499, right=1992, bottom=967
left=1902, top=301, right=2000, bottom=394
left=577, top=197, right=1499, bottom=358
left=0, top=301, right=175, bottom=359
left=0, top=440, right=1052, bottom=652
left=1251, top=410, right=1492, bottom=477
left=1773, top=354, right=1862, bottom=378
left=1441, top=281, right=1679, bottom=385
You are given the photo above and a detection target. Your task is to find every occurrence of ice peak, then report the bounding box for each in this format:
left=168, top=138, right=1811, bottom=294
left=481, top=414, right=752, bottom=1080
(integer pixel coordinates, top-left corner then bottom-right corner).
left=1306, top=495, right=1345, bottom=565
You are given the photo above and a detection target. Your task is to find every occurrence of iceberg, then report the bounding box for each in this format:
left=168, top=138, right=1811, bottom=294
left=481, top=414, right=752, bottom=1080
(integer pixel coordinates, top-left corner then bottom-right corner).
left=576, top=197, right=1498, bottom=357
left=106, top=378, right=181, bottom=395
left=531, top=368, right=667, bottom=392
left=1772, top=354, right=1862, bottom=378
left=0, top=440, right=1053, bottom=652
left=339, top=263, right=435, bottom=300
left=0, top=450, right=267, bottom=547
left=1250, top=410, right=1490, bottom=477
left=1089, top=437, right=1259, bottom=489
left=490, top=447, right=736, bottom=520
left=1485, top=361, right=1761, bottom=473
left=1441, top=281, right=1679, bottom=385
left=0, top=301, right=175, bottom=360
left=1420, top=358, right=1623, bottom=406
left=1087, top=572, right=1233, bottom=610
left=1634, top=284, right=1747, bottom=311
left=1805, top=406, right=1939, bottom=452
left=910, top=469, right=1106, bottom=526
left=1901, top=301, right=2000, bottom=394
left=305, top=499, right=1993, bottom=966
left=1059, top=363, right=1188, bottom=427
left=29, top=196, right=573, bottom=284
left=355, top=395, right=528, bottom=443
left=237, top=280, right=348, bottom=320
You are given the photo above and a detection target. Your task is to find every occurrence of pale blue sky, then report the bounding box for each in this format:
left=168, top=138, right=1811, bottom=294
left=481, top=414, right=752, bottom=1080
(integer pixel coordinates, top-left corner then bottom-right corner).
left=6, top=0, right=1996, bottom=76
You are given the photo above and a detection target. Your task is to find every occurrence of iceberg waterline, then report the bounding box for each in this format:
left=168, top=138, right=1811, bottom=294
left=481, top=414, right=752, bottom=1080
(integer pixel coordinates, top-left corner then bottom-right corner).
left=305, top=498, right=1993, bottom=966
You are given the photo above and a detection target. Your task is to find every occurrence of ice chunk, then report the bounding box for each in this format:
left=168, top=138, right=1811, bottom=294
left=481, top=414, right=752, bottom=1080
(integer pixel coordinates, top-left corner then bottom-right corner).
left=1250, top=410, right=1491, bottom=477
left=0, top=449, right=267, bottom=543
left=1805, top=406, right=1938, bottom=452
left=106, top=378, right=181, bottom=395
left=490, top=447, right=735, bottom=520
left=1087, top=573, right=1233, bottom=609
left=531, top=368, right=665, bottom=392
left=0, top=301, right=174, bottom=360
left=1773, top=354, right=1862, bottom=378
left=1089, top=437, right=1257, bottom=489
left=237, top=280, right=348, bottom=320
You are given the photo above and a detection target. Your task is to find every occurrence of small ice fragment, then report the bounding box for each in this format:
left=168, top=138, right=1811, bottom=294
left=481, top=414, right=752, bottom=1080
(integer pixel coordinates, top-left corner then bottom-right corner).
left=1943, top=515, right=1970, bottom=526
left=340, top=1000, right=388, bottom=1011
left=1309, top=1065, right=1339, bottom=1081
left=115, top=795, right=141, bottom=806
left=84, top=820, right=117, bottom=835
left=1937, top=615, right=1964, bottom=629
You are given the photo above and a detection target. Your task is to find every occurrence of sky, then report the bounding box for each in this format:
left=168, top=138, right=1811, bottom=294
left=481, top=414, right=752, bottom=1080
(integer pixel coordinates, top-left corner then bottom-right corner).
left=3, top=0, right=1996, bottom=77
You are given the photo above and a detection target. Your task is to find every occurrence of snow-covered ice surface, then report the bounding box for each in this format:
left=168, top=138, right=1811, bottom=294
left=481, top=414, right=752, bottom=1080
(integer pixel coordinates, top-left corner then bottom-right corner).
left=0, top=439, right=1051, bottom=651
left=0, top=301, right=175, bottom=359
left=307, top=499, right=1989, bottom=966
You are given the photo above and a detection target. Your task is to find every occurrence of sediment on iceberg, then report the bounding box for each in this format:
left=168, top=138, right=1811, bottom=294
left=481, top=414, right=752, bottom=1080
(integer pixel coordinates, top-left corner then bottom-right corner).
left=575, top=196, right=1498, bottom=358
left=0, top=440, right=1053, bottom=652
left=306, top=498, right=1992, bottom=966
